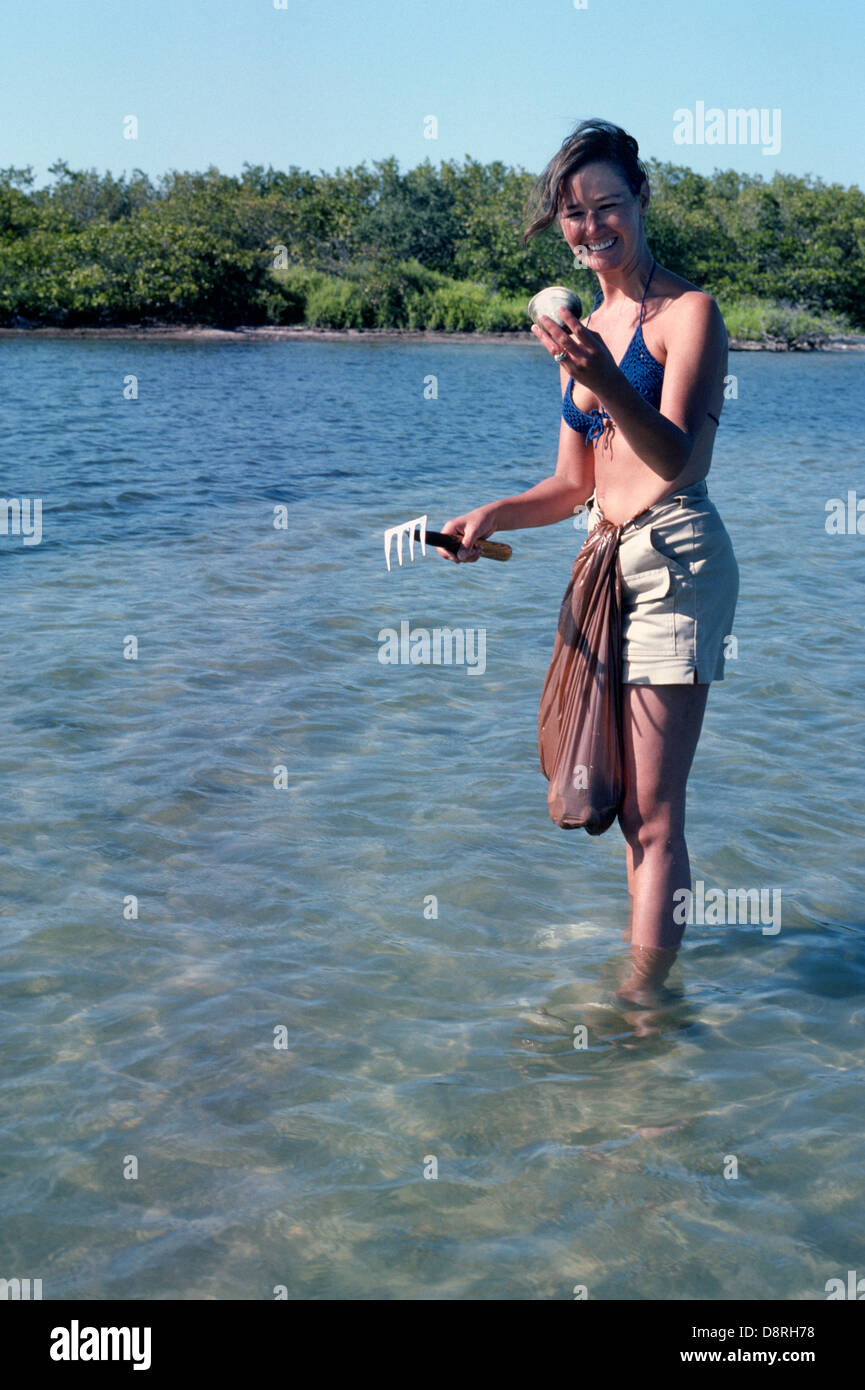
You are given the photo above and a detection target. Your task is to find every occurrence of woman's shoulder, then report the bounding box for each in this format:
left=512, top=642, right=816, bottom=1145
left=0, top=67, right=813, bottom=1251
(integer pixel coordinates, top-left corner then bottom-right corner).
left=653, top=266, right=721, bottom=314
left=653, top=267, right=726, bottom=337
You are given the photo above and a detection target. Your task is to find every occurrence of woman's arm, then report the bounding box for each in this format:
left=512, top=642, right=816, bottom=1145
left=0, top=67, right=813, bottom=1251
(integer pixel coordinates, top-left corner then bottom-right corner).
left=544, top=294, right=727, bottom=482
left=489, top=404, right=596, bottom=529
left=594, top=294, right=726, bottom=478
left=437, top=370, right=595, bottom=561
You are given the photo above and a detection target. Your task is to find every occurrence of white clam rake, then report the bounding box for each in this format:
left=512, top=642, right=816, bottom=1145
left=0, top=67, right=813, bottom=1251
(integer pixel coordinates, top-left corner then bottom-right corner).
left=383, top=514, right=512, bottom=572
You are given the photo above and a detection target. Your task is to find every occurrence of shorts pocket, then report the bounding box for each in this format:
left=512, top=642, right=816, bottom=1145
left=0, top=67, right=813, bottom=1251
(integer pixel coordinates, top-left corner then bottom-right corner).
left=624, top=565, right=672, bottom=601
left=646, top=523, right=693, bottom=576
left=620, top=563, right=677, bottom=651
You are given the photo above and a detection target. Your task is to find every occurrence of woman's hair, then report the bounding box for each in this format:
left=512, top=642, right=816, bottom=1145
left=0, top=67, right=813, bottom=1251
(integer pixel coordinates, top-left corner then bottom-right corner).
left=521, top=118, right=649, bottom=244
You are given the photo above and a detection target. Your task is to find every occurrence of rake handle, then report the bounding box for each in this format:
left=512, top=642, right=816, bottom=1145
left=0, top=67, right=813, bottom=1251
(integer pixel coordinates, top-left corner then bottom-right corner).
left=421, top=527, right=513, bottom=562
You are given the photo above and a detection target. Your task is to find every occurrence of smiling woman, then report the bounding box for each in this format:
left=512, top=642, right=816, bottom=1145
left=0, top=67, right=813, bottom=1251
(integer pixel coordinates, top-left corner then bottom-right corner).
left=438, top=118, right=740, bottom=1002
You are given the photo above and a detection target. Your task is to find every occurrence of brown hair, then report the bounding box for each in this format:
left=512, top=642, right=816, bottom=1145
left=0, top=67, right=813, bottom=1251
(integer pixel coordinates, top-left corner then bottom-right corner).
left=521, top=118, right=649, bottom=245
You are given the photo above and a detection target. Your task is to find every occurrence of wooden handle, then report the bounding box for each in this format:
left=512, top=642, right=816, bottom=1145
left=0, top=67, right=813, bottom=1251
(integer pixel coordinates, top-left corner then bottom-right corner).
left=422, top=527, right=513, bottom=562
left=477, top=539, right=512, bottom=562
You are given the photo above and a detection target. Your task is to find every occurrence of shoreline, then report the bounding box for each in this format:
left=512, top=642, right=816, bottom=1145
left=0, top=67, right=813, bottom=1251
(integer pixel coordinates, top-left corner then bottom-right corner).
left=1, top=323, right=864, bottom=351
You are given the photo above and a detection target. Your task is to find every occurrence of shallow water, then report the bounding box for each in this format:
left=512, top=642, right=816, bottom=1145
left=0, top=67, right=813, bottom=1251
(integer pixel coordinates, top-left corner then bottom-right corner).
left=0, top=338, right=863, bottom=1299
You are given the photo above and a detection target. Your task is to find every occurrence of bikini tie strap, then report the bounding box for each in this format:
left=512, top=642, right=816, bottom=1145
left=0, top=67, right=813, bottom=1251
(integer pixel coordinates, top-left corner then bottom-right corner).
left=584, top=409, right=609, bottom=446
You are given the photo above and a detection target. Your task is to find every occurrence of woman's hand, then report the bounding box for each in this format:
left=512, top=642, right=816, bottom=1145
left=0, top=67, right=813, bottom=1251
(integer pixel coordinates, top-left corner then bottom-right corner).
left=437, top=504, right=499, bottom=563
left=531, top=307, right=619, bottom=397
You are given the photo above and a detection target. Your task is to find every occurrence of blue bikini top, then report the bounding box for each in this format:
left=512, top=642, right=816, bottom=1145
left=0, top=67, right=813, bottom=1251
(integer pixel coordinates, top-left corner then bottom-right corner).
left=562, top=259, right=665, bottom=446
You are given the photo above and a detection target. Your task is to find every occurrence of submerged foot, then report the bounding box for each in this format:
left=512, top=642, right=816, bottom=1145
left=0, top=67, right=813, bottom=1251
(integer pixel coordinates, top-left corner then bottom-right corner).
left=615, top=943, right=679, bottom=1006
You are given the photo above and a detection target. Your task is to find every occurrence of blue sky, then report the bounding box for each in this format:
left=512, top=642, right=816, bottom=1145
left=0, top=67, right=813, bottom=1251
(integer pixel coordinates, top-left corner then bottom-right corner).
left=2, top=0, right=862, bottom=189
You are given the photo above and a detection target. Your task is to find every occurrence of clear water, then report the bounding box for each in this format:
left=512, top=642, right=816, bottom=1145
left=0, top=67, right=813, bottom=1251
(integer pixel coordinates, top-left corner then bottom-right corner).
left=1, top=338, right=863, bottom=1300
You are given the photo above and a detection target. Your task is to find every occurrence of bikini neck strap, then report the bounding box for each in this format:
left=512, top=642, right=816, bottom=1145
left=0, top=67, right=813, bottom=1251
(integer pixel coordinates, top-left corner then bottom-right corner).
left=639, top=258, right=657, bottom=325
left=586, top=256, right=657, bottom=326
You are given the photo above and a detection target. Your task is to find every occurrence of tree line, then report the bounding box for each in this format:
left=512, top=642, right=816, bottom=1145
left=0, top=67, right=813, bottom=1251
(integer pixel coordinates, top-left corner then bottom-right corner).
left=0, top=155, right=862, bottom=338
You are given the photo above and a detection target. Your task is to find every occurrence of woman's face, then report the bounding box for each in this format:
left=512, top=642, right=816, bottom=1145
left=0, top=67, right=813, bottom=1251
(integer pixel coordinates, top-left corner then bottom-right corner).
left=557, top=160, right=648, bottom=272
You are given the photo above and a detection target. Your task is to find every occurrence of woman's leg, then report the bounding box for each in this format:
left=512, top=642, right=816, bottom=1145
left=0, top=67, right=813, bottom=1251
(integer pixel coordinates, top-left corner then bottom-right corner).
left=618, top=682, right=710, bottom=952
left=623, top=844, right=635, bottom=940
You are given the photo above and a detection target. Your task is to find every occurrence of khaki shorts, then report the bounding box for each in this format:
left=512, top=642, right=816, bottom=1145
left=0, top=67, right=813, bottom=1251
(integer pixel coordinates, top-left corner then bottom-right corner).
left=586, top=480, right=739, bottom=684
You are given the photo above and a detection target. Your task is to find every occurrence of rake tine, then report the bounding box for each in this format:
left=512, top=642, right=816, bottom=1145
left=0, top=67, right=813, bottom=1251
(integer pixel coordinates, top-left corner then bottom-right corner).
left=384, top=514, right=428, bottom=571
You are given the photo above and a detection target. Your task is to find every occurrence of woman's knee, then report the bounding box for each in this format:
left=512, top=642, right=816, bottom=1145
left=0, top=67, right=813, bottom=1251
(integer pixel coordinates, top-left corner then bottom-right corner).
left=618, top=799, right=684, bottom=852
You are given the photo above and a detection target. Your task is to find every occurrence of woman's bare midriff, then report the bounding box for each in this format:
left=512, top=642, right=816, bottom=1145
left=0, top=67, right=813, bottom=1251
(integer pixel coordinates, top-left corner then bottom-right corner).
left=592, top=428, right=715, bottom=525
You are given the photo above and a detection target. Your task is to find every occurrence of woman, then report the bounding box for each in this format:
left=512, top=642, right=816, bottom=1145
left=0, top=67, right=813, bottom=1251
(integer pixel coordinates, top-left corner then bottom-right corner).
left=439, top=119, right=738, bottom=1002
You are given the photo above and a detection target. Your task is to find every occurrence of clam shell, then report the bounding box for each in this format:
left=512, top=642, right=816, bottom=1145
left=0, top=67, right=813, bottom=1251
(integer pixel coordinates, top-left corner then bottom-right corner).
left=528, top=285, right=583, bottom=328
